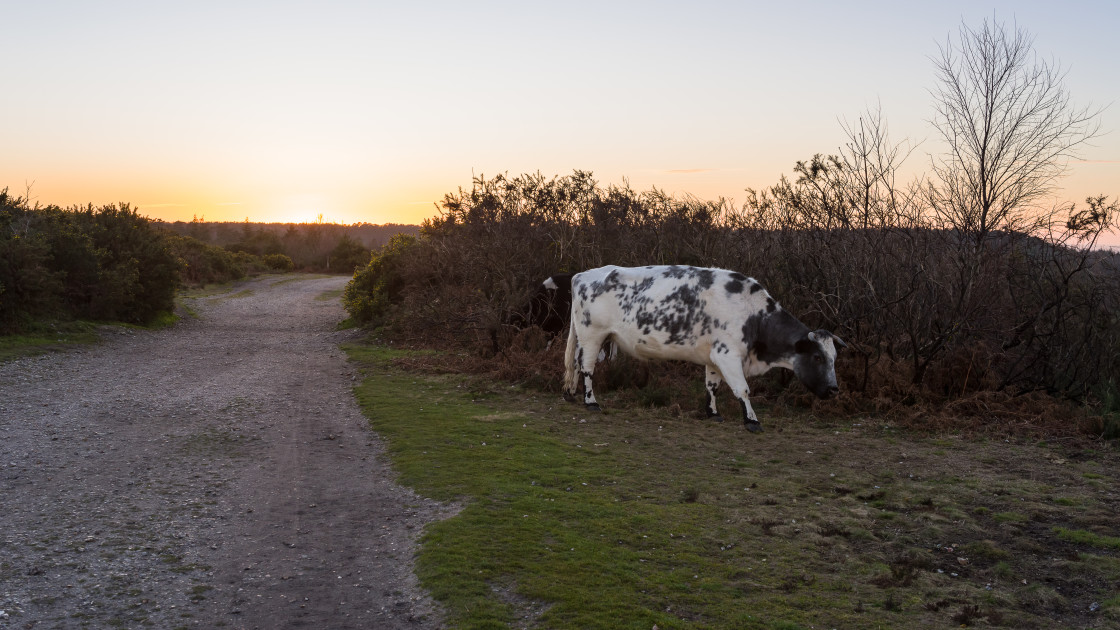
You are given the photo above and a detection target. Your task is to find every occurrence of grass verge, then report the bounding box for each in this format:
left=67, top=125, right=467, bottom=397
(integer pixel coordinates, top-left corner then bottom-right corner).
left=346, top=344, right=1120, bottom=629
left=0, top=314, right=179, bottom=363
left=316, top=287, right=344, bottom=302
left=0, top=321, right=102, bottom=362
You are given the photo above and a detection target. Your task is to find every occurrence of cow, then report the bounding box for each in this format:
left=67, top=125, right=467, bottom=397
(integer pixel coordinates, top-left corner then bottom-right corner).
left=560, top=265, right=845, bottom=433
left=506, top=273, right=573, bottom=338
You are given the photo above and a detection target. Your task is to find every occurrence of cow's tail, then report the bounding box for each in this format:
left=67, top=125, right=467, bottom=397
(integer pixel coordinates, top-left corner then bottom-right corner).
left=563, top=316, right=579, bottom=397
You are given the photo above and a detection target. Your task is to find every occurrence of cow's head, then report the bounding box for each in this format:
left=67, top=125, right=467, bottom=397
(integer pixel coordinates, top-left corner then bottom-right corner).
left=792, top=330, right=845, bottom=399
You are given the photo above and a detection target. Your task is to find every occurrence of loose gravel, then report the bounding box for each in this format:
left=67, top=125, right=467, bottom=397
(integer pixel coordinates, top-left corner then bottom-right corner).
left=0, top=275, right=454, bottom=629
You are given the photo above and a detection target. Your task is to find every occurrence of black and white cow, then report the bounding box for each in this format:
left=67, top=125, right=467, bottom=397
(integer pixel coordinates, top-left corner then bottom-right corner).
left=507, top=273, right=573, bottom=337
left=561, top=265, right=845, bottom=432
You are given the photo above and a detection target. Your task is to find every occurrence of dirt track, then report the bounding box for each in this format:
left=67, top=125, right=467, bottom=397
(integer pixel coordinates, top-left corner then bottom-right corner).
left=0, top=275, right=452, bottom=629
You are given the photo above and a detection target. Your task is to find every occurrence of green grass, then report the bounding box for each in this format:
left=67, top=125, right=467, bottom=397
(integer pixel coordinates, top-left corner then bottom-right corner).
left=0, top=309, right=180, bottom=363
left=346, top=344, right=1120, bottom=630
left=1053, top=527, right=1120, bottom=551
left=140, top=311, right=180, bottom=329
left=180, top=281, right=264, bottom=301
left=0, top=308, right=183, bottom=363
left=0, top=321, right=101, bottom=361
left=316, top=287, right=344, bottom=302
left=992, top=511, right=1029, bottom=523
left=219, top=289, right=255, bottom=301
left=269, top=274, right=318, bottom=287
left=176, top=298, right=201, bottom=320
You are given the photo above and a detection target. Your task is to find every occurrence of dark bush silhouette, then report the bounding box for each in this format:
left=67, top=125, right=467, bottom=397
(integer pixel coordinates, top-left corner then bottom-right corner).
left=263, top=253, right=295, bottom=272
left=167, top=234, right=247, bottom=286
left=343, top=234, right=417, bottom=326
left=1, top=191, right=183, bottom=332
left=328, top=235, right=369, bottom=273
left=0, top=192, right=63, bottom=332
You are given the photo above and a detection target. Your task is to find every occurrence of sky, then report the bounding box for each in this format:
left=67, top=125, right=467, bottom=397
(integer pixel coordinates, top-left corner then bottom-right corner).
left=3, top=1, right=1119, bottom=243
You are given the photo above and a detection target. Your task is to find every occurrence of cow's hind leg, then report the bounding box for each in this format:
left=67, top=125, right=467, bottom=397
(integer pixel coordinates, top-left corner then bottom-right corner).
left=578, top=333, right=609, bottom=412
left=709, top=353, right=763, bottom=433
left=704, top=365, right=724, bottom=422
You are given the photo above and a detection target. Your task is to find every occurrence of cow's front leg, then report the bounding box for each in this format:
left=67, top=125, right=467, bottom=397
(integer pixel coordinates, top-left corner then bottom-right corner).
left=710, top=353, right=763, bottom=433
left=738, top=396, right=762, bottom=433
left=704, top=364, right=724, bottom=422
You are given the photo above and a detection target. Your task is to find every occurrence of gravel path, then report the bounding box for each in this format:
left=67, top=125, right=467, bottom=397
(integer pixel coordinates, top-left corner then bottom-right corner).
left=0, top=275, right=453, bottom=629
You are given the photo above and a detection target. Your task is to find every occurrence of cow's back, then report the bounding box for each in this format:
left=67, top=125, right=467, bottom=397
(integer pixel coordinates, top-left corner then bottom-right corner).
left=571, top=265, right=763, bottom=363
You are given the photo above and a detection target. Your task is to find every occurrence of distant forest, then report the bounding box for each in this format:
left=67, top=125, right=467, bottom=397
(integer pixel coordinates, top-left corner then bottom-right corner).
left=162, top=219, right=420, bottom=273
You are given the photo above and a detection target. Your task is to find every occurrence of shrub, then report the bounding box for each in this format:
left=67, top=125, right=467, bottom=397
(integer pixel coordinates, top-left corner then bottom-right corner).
left=232, top=251, right=270, bottom=275
left=342, top=234, right=416, bottom=326
left=263, top=253, right=295, bottom=271
left=0, top=191, right=181, bottom=330
left=327, top=235, right=369, bottom=273
left=0, top=199, right=63, bottom=333
left=78, top=203, right=181, bottom=322
left=168, top=234, right=246, bottom=286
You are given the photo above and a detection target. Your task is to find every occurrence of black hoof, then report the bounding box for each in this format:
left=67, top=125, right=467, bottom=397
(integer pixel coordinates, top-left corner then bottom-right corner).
left=585, top=403, right=602, bottom=412
left=563, top=391, right=577, bottom=403
left=707, top=414, right=725, bottom=423
left=744, top=421, right=764, bottom=433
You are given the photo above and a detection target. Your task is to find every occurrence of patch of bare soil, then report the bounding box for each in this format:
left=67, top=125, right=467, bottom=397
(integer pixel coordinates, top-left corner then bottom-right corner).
left=0, top=275, right=454, bottom=629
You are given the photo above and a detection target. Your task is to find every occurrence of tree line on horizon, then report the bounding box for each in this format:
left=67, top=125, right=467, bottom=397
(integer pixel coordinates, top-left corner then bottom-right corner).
left=162, top=218, right=419, bottom=273
left=343, top=19, right=1120, bottom=431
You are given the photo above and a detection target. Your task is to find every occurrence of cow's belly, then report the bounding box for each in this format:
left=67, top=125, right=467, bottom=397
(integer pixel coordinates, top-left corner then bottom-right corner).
left=614, top=329, right=712, bottom=364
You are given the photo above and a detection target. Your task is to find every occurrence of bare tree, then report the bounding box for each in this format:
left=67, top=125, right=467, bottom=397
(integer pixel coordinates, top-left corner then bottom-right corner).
left=928, top=18, right=1101, bottom=240
left=915, top=18, right=1105, bottom=386
left=836, top=105, right=917, bottom=229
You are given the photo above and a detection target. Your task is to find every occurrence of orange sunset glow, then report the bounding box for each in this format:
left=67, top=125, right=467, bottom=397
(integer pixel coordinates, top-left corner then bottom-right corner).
left=3, top=1, right=1118, bottom=243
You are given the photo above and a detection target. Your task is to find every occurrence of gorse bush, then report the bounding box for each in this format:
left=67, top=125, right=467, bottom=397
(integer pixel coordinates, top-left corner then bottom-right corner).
left=262, top=253, right=295, bottom=272
left=0, top=196, right=61, bottom=332
left=0, top=191, right=183, bottom=333
left=344, top=234, right=417, bottom=326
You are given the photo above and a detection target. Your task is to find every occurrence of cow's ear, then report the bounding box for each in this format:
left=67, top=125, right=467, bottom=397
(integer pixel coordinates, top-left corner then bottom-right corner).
left=795, top=337, right=815, bottom=354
